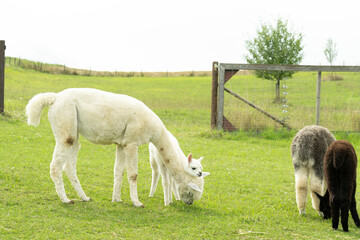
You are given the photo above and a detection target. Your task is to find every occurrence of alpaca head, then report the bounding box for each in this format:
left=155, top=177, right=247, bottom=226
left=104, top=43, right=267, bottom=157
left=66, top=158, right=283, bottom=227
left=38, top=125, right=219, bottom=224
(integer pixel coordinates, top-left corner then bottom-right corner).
left=315, top=190, right=331, bottom=219
left=175, top=155, right=210, bottom=205
left=177, top=177, right=204, bottom=205
left=184, top=154, right=210, bottom=178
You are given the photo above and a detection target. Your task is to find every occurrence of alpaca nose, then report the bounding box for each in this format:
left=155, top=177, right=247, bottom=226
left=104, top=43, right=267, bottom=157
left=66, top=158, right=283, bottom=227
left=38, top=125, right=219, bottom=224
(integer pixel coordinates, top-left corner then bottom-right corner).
left=198, top=172, right=202, bottom=177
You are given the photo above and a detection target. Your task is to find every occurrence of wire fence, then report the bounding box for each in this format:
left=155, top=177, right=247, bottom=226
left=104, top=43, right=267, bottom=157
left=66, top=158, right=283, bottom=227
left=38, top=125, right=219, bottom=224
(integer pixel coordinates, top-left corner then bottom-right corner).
left=213, top=63, right=360, bottom=132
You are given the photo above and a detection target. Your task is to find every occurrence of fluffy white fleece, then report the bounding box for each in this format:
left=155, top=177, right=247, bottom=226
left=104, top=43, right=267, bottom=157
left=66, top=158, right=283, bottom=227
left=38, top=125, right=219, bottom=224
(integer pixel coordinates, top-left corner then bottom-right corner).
left=148, top=131, right=209, bottom=205
left=25, top=88, right=205, bottom=207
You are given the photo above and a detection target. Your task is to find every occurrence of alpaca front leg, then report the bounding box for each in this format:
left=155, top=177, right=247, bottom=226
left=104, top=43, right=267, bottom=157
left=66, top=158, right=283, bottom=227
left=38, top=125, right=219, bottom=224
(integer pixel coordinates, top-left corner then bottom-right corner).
left=112, top=145, right=126, bottom=203
left=162, top=173, right=172, bottom=206
left=124, top=144, right=144, bottom=207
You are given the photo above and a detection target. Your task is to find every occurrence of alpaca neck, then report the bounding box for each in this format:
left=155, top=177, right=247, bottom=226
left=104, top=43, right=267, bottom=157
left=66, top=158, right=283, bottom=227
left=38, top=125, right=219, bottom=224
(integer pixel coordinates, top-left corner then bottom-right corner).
left=152, top=130, right=186, bottom=182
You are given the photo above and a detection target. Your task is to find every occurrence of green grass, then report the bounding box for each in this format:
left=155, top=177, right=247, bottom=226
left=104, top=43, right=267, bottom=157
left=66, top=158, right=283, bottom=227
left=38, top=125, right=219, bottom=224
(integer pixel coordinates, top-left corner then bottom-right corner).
left=2, top=66, right=360, bottom=239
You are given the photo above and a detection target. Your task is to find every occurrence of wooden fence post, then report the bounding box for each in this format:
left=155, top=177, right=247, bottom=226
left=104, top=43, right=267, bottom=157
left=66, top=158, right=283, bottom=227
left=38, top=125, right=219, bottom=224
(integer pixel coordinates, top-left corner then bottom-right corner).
left=211, top=61, right=218, bottom=128
left=316, top=71, right=321, bottom=125
left=217, top=64, right=225, bottom=129
left=0, top=40, right=5, bottom=114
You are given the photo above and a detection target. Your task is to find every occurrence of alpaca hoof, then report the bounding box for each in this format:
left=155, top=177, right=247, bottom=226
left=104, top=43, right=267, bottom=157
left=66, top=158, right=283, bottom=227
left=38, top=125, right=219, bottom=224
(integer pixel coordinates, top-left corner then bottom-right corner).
left=66, top=200, right=75, bottom=204
left=112, top=197, right=122, bottom=203
left=133, top=201, right=144, bottom=208
left=83, top=197, right=92, bottom=202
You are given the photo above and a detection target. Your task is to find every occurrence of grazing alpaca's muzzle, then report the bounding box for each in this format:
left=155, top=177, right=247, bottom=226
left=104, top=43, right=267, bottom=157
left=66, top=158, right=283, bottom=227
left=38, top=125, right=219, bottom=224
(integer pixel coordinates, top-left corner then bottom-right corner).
left=178, top=182, right=204, bottom=205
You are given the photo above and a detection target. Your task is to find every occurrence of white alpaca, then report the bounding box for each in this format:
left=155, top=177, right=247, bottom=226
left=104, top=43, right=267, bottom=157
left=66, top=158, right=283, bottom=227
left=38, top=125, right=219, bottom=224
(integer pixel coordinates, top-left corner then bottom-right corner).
left=148, top=132, right=209, bottom=205
left=25, top=88, right=205, bottom=207
left=184, top=154, right=207, bottom=178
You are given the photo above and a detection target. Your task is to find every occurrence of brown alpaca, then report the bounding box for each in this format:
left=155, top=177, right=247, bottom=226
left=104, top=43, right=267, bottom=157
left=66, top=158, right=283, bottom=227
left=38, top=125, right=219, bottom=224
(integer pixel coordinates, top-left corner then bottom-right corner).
left=316, top=140, right=360, bottom=232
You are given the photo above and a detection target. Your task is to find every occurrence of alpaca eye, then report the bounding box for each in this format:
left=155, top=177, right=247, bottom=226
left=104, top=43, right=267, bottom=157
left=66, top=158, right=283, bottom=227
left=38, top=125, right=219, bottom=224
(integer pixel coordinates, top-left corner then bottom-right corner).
left=192, top=168, right=196, bottom=170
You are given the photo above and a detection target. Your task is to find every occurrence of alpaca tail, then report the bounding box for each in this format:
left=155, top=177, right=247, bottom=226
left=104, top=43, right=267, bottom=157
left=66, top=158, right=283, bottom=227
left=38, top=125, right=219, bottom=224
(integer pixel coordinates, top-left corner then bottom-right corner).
left=333, top=153, right=345, bottom=169
left=25, top=92, right=58, bottom=126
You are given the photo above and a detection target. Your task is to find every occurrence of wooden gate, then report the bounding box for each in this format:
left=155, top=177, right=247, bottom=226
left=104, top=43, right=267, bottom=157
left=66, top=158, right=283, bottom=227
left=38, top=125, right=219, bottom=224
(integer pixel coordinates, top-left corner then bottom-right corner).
left=211, top=62, right=360, bottom=131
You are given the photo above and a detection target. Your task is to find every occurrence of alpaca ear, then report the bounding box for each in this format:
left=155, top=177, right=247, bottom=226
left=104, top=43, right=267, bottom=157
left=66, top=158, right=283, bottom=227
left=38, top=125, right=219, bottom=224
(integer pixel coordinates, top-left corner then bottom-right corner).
left=187, top=153, right=193, bottom=164
left=188, top=183, right=203, bottom=193
left=198, top=157, right=203, bottom=162
left=314, top=192, right=324, bottom=200
left=202, top=172, right=210, bottom=177
left=324, top=189, right=329, bottom=198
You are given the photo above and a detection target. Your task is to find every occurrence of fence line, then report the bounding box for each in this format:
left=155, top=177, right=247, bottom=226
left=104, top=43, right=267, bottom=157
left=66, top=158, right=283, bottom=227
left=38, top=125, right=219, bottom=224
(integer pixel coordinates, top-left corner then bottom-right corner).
left=212, top=62, right=360, bottom=131
left=5, top=57, right=211, bottom=78
left=224, top=87, right=291, bottom=129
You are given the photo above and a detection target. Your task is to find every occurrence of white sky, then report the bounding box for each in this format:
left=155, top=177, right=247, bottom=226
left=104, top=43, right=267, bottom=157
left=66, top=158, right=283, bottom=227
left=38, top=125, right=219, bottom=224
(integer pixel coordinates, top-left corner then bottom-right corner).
left=1, top=0, right=359, bottom=72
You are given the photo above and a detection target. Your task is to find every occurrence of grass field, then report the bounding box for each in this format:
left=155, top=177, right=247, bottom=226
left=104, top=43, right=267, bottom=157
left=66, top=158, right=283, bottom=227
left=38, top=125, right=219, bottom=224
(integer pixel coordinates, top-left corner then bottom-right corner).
left=2, top=65, right=360, bottom=239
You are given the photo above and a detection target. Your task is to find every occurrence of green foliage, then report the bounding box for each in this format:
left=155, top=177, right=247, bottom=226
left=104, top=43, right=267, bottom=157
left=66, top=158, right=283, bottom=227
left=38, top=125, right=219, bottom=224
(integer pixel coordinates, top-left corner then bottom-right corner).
left=245, top=19, right=304, bottom=101
left=324, top=38, right=338, bottom=65
left=245, top=18, right=304, bottom=81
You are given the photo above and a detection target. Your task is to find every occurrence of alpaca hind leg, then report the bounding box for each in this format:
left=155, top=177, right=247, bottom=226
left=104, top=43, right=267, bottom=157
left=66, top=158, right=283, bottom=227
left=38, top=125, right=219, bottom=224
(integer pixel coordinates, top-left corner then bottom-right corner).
left=295, top=167, right=309, bottom=215
left=309, top=169, right=324, bottom=215
left=48, top=99, right=78, bottom=203
left=50, top=143, right=73, bottom=203
left=149, top=152, right=160, bottom=197
left=159, top=163, right=171, bottom=206
left=340, top=198, right=350, bottom=232
left=350, top=197, right=360, bottom=227
left=331, top=195, right=341, bottom=230
left=63, top=140, right=91, bottom=202
left=112, top=145, right=126, bottom=202
left=171, top=178, right=180, bottom=201
left=350, top=184, right=360, bottom=227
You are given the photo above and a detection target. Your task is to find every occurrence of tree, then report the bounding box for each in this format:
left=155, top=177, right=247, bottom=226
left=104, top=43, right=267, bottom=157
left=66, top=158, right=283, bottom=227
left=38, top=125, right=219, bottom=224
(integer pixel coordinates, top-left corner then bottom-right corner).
left=245, top=19, right=304, bottom=101
left=324, top=38, right=338, bottom=65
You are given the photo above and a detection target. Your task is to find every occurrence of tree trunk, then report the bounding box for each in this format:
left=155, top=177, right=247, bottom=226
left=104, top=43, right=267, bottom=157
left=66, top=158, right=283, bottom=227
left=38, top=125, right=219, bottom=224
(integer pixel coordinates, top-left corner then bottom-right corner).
left=275, top=79, right=280, bottom=102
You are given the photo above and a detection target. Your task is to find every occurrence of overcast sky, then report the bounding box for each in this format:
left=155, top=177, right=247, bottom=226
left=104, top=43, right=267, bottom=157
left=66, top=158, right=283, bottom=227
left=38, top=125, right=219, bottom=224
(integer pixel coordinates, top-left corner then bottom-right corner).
left=1, top=0, right=359, bottom=72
